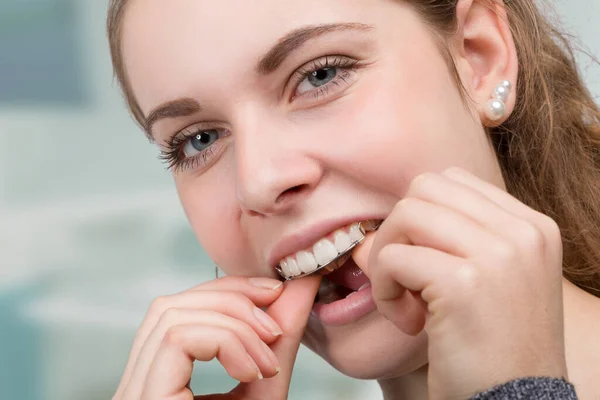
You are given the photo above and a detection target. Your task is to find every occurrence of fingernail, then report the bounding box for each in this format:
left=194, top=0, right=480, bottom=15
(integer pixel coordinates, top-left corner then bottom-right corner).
left=247, top=354, right=263, bottom=380
left=249, top=277, right=283, bottom=291
left=253, top=307, right=283, bottom=336
left=260, top=340, right=281, bottom=372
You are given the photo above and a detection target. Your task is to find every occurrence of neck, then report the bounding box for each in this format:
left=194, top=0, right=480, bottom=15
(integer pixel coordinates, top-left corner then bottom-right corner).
left=378, top=364, right=428, bottom=400
left=376, top=278, right=600, bottom=400
left=561, top=278, right=600, bottom=398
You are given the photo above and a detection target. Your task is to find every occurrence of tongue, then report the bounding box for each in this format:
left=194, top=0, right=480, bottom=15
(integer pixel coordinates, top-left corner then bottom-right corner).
left=325, top=258, right=370, bottom=291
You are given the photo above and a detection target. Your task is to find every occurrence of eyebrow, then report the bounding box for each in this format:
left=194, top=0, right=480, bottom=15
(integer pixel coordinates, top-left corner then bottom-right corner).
left=145, top=22, right=373, bottom=139
left=145, top=98, right=201, bottom=139
left=255, top=22, right=373, bottom=75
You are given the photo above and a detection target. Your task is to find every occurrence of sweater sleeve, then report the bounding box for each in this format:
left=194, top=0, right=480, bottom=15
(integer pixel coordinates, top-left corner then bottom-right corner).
left=469, top=377, right=578, bottom=400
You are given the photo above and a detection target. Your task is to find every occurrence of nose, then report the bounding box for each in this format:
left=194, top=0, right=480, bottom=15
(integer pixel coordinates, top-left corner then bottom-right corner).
left=234, top=115, right=323, bottom=217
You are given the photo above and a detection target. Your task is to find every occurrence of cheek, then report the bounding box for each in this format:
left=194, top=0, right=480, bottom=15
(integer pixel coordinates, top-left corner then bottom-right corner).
left=320, top=51, right=495, bottom=197
left=175, top=171, right=252, bottom=274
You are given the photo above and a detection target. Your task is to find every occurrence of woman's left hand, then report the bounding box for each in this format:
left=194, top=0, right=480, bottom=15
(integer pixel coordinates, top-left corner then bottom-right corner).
left=354, top=167, right=568, bottom=400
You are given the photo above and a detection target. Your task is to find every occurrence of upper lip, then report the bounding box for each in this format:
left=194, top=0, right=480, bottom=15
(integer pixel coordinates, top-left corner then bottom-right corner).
left=267, top=215, right=385, bottom=270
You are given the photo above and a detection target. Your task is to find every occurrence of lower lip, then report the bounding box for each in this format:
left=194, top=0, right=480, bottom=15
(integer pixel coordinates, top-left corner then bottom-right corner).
left=311, top=284, right=377, bottom=326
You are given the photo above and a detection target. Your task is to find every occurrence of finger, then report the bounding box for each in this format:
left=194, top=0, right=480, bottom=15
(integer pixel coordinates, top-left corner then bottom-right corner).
left=142, top=325, right=262, bottom=400
left=351, top=230, right=377, bottom=276
left=116, top=277, right=283, bottom=397
left=442, top=168, right=563, bottom=262
left=442, top=167, right=549, bottom=227
left=407, top=172, right=529, bottom=238
left=369, top=197, right=504, bottom=266
left=442, top=168, right=564, bottom=280
left=145, top=291, right=284, bottom=342
left=123, top=309, right=281, bottom=399
left=237, top=275, right=321, bottom=400
left=191, top=276, right=284, bottom=295
left=372, top=243, right=469, bottom=335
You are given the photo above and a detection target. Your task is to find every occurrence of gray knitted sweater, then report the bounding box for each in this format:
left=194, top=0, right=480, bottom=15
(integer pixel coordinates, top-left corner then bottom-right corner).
left=470, top=377, right=578, bottom=399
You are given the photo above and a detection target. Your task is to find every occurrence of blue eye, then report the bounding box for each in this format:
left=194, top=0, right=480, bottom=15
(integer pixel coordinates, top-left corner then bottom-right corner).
left=160, top=127, right=231, bottom=173
left=297, top=67, right=338, bottom=94
left=183, top=130, right=220, bottom=157
left=292, top=55, right=361, bottom=100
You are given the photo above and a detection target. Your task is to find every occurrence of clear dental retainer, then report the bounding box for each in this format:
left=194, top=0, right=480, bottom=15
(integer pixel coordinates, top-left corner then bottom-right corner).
left=275, top=219, right=383, bottom=281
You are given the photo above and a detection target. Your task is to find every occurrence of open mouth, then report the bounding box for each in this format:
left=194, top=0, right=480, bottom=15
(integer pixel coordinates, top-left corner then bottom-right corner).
left=275, top=219, right=383, bottom=281
left=313, top=256, right=371, bottom=304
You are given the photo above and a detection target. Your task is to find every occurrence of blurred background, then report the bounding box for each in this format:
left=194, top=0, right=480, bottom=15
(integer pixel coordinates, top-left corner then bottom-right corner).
left=0, top=1, right=598, bottom=399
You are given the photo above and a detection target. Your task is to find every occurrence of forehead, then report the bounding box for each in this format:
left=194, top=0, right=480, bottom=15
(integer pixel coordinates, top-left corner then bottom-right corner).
left=120, top=0, right=410, bottom=115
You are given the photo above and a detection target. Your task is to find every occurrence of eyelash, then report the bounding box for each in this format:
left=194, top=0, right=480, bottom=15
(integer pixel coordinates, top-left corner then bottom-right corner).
left=290, top=55, right=361, bottom=101
left=158, top=127, right=227, bottom=174
left=160, top=55, right=361, bottom=173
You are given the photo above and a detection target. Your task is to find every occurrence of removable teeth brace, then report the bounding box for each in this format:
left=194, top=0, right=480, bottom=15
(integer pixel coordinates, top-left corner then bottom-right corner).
left=275, top=219, right=383, bottom=281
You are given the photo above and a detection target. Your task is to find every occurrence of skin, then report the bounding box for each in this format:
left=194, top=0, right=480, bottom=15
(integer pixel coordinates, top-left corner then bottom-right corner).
left=114, top=0, right=600, bottom=398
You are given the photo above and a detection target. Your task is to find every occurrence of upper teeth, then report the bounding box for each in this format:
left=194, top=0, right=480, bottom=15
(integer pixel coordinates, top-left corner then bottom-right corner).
left=278, top=222, right=366, bottom=279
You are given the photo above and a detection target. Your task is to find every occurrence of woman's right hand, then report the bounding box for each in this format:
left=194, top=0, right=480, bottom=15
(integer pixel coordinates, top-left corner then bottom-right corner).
left=112, top=275, right=321, bottom=400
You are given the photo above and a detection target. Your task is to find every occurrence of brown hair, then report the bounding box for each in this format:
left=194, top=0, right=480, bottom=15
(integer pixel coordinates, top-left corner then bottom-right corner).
left=107, top=0, right=600, bottom=296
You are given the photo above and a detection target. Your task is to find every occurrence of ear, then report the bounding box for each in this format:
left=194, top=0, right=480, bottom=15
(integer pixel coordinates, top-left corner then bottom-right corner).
left=452, top=0, right=519, bottom=126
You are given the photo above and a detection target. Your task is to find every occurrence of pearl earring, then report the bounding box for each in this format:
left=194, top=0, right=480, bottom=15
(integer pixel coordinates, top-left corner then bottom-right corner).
left=485, top=80, right=511, bottom=121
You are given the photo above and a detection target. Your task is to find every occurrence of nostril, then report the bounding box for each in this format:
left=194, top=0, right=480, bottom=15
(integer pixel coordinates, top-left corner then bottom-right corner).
left=276, top=184, right=308, bottom=205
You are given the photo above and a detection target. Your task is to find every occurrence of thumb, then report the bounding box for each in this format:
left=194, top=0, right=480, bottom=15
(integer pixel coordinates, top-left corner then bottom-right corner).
left=352, top=221, right=426, bottom=335
left=351, top=230, right=377, bottom=276
left=234, top=275, right=321, bottom=400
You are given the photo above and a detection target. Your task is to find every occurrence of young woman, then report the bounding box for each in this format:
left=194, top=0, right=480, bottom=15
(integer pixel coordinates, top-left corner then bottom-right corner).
left=106, top=0, right=600, bottom=398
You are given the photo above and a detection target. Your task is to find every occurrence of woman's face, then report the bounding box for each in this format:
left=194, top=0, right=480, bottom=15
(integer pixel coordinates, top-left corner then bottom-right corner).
left=121, top=0, right=506, bottom=379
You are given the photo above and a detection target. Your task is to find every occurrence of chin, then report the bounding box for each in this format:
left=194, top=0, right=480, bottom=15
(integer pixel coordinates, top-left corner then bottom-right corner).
left=303, top=311, right=429, bottom=380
